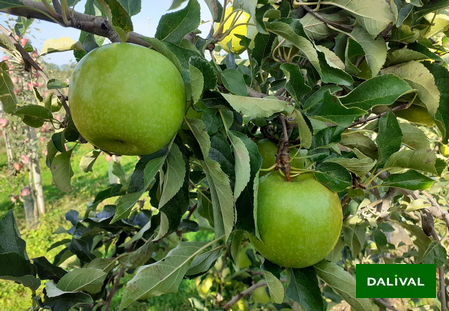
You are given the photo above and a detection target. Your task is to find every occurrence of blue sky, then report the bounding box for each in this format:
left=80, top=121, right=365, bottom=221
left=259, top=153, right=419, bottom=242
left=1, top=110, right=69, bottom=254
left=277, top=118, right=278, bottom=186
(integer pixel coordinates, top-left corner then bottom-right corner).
left=0, top=0, right=213, bottom=65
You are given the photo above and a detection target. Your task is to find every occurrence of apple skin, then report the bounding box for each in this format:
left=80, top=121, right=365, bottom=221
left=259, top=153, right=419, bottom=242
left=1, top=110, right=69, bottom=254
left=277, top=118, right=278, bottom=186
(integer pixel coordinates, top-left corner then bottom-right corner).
left=214, top=6, right=256, bottom=54
left=69, top=43, right=186, bottom=155
left=249, top=173, right=342, bottom=268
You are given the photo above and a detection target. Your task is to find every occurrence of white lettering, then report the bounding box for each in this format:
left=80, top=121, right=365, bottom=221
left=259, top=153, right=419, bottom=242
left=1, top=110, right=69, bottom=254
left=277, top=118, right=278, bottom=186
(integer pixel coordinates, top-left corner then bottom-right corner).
left=367, top=277, right=377, bottom=286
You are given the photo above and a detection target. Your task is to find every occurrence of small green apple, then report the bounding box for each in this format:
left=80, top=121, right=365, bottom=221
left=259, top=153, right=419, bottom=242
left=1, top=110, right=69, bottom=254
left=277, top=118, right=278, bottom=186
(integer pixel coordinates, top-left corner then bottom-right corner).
left=249, top=172, right=342, bottom=268
left=256, top=138, right=310, bottom=173
left=252, top=284, right=271, bottom=305
left=69, top=43, right=186, bottom=155
left=441, top=143, right=449, bottom=157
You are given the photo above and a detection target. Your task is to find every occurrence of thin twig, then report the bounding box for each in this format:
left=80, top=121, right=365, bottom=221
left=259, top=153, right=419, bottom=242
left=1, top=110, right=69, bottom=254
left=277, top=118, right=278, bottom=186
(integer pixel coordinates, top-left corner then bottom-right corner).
left=295, top=0, right=353, bottom=31
left=104, top=266, right=125, bottom=311
left=223, top=281, right=267, bottom=309
left=373, top=298, right=399, bottom=311
left=347, top=103, right=408, bottom=128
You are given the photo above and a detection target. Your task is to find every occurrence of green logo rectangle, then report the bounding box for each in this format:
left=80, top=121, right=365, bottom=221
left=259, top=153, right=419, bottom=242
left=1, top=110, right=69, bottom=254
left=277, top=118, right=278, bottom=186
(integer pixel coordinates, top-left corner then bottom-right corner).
left=356, top=264, right=436, bottom=298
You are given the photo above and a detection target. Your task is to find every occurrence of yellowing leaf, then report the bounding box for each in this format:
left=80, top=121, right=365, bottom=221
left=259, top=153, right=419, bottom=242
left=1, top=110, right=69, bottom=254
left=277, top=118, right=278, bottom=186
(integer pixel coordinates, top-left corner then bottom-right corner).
left=41, top=37, right=77, bottom=55
left=382, top=61, right=440, bottom=117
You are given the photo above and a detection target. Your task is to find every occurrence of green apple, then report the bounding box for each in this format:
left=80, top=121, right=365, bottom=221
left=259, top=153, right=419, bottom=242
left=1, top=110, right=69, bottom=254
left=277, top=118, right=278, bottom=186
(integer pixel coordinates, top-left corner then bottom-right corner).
left=69, top=43, right=186, bottom=155
left=441, top=143, right=449, bottom=157
left=249, top=172, right=342, bottom=268
left=256, top=138, right=310, bottom=172
left=252, top=284, right=271, bottom=305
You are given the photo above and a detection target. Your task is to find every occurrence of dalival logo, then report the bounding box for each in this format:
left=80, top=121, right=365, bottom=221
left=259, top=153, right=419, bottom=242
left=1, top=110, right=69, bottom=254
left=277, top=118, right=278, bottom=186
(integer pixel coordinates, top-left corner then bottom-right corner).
left=367, top=275, right=425, bottom=287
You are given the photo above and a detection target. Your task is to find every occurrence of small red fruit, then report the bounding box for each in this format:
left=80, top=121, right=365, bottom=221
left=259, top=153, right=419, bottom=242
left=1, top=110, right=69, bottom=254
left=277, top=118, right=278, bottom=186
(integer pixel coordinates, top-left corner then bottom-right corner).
left=20, top=38, right=27, bottom=46
left=0, top=118, right=9, bottom=128
left=14, top=162, right=23, bottom=171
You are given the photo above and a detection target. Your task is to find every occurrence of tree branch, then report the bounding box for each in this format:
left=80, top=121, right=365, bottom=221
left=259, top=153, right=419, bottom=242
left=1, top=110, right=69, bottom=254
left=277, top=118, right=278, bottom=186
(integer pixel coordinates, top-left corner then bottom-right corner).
left=223, top=281, right=267, bottom=309
left=373, top=298, right=399, bottom=311
left=0, top=24, right=71, bottom=118
left=347, top=103, right=408, bottom=128
left=1, top=0, right=150, bottom=46
left=295, top=0, right=354, bottom=32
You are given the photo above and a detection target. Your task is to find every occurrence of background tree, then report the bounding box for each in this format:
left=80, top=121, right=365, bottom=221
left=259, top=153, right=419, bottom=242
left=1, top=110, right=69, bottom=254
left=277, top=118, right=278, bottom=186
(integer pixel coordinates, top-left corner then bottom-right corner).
left=0, top=0, right=448, bottom=310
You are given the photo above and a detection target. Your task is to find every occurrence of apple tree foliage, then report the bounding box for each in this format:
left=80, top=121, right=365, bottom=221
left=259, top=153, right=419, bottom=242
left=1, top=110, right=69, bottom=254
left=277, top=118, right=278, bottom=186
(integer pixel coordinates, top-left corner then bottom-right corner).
left=0, top=0, right=449, bottom=310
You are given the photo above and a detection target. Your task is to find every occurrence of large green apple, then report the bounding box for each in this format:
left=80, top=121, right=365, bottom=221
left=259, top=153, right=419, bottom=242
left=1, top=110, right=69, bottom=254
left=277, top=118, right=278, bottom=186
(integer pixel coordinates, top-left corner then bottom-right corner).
left=69, top=43, right=186, bottom=155
left=249, top=173, right=342, bottom=268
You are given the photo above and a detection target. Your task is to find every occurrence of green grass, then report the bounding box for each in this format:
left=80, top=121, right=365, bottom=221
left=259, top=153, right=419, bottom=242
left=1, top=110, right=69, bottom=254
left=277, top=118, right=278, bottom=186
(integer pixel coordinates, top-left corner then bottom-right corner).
left=0, top=142, right=138, bottom=216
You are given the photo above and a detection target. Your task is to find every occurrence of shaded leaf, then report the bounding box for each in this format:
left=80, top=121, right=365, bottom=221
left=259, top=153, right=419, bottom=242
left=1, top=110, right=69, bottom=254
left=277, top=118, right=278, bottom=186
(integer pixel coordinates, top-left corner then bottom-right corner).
left=315, top=261, right=371, bottom=311
left=57, top=268, right=107, bottom=294
left=286, top=267, right=324, bottom=311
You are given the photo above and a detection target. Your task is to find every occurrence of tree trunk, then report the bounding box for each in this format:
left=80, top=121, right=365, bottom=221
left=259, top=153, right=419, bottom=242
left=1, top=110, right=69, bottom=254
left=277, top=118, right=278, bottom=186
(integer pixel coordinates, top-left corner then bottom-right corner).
left=27, top=126, right=45, bottom=216
left=2, top=130, right=13, bottom=162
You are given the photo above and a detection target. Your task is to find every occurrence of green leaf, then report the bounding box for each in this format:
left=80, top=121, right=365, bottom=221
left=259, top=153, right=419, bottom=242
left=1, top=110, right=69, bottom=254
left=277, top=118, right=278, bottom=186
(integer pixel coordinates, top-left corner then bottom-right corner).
left=421, top=241, right=447, bottom=267
left=396, top=222, right=431, bottom=259
left=111, top=191, right=144, bottom=223
left=376, top=111, right=402, bottom=167
left=50, top=150, right=74, bottom=193
left=314, top=162, right=352, bottom=192
left=382, top=61, right=440, bottom=118
left=155, top=0, right=201, bottom=44
left=189, top=63, right=204, bottom=105
left=343, top=223, right=367, bottom=257
left=280, top=63, right=312, bottom=103
left=324, top=0, right=394, bottom=38
left=120, top=240, right=221, bottom=310
left=265, top=270, right=284, bottom=304
left=349, top=26, right=387, bottom=77
left=159, top=144, right=186, bottom=208
left=221, top=69, right=247, bottom=96
left=265, top=21, right=321, bottom=75
left=222, top=93, right=290, bottom=118
left=33, top=257, right=67, bottom=281
left=14, top=105, right=52, bottom=121
left=41, top=37, right=77, bottom=55
left=189, top=56, right=217, bottom=92
left=386, top=49, right=430, bottom=66
left=187, top=118, right=234, bottom=240
left=0, top=62, right=18, bottom=113
left=318, top=50, right=354, bottom=86
left=315, top=261, right=371, bottom=311
left=340, top=74, right=412, bottom=110
left=340, top=132, right=378, bottom=159
left=0, top=210, right=28, bottom=257
left=384, top=148, right=437, bottom=175
left=118, top=0, right=141, bottom=16
left=324, top=157, right=376, bottom=177
left=382, top=170, right=434, bottom=191
left=119, top=242, right=155, bottom=269
left=300, top=12, right=343, bottom=41
left=291, top=109, right=312, bottom=149
left=399, top=122, right=430, bottom=150
left=228, top=131, right=251, bottom=200
left=79, top=149, right=101, bottom=173
left=103, top=0, right=133, bottom=32
left=286, top=267, right=324, bottom=311
left=306, top=91, right=365, bottom=127
left=186, top=246, right=223, bottom=276
left=42, top=291, right=93, bottom=311
left=47, top=78, right=69, bottom=89
left=169, top=0, right=188, bottom=10
left=422, top=62, right=449, bottom=144
left=57, top=268, right=107, bottom=294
